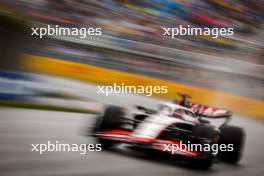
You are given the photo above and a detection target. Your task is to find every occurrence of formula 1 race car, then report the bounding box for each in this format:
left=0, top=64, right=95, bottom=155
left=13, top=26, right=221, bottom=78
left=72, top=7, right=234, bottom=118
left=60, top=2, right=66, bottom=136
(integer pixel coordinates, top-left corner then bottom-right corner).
left=91, top=94, right=245, bottom=169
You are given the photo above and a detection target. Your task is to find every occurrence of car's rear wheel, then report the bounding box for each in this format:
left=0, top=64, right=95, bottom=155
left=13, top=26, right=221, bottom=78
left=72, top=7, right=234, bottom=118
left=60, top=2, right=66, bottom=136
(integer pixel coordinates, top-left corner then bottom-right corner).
left=190, top=151, right=213, bottom=169
left=191, top=125, right=219, bottom=169
left=219, top=125, right=245, bottom=164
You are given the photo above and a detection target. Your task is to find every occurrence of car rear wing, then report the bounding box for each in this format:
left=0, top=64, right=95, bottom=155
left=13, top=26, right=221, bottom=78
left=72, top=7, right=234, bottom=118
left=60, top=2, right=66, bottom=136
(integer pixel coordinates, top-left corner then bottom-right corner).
left=189, top=104, right=232, bottom=128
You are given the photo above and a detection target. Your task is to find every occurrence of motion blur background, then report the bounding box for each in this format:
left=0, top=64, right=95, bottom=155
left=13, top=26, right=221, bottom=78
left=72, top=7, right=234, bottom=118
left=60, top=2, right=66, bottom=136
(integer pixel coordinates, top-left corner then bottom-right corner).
left=0, top=0, right=264, bottom=175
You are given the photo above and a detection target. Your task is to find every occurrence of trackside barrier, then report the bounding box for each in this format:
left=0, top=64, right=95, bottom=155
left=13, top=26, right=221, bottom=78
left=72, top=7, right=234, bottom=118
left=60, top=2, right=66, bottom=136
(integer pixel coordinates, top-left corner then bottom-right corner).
left=23, top=54, right=264, bottom=119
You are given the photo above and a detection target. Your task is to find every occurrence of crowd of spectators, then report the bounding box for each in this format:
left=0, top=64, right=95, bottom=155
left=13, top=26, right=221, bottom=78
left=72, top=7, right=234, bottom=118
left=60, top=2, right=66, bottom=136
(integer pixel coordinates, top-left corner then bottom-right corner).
left=2, top=0, right=263, bottom=63
left=1, top=0, right=263, bottom=99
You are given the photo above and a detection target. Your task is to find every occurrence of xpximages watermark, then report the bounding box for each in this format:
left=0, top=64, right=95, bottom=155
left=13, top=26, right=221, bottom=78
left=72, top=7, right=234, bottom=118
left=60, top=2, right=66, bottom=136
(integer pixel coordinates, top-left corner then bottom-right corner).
left=97, top=83, right=168, bottom=96
left=160, top=141, right=233, bottom=155
left=30, top=141, right=102, bottom=154
left=30, top=25, right=102, bottom=38
left=162, top=25, right=234, bottom=39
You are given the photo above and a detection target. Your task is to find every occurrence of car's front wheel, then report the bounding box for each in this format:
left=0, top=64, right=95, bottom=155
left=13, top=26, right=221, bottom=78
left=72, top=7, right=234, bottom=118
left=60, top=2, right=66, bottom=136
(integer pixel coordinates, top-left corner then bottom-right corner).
left=95, top=106, right=125, bottom=148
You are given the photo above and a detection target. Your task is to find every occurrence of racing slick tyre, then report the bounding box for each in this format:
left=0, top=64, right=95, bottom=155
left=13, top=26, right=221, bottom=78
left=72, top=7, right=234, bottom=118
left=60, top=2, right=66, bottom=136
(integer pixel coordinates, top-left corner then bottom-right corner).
left=100, top=106, right=124, bottom=130
left=194, top=125, right=219, bottom=139
left=191, top=125, right=219, bottom=169
left=219, top=125, right=245, bottom=164
left=190, top=145, right=213, bottom=169
left=95, top=106, right=125, bottom=148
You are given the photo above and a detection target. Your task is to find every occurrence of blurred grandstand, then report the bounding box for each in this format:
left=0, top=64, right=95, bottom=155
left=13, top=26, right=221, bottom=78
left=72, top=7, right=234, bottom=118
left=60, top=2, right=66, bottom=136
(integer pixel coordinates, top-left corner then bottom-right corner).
left=0, top=0, right=263, bottom=99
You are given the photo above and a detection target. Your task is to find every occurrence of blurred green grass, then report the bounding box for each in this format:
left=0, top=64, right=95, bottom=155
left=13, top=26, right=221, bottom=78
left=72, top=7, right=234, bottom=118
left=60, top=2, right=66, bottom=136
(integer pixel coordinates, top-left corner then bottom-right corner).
left=0, top=100, right=98, bottom=114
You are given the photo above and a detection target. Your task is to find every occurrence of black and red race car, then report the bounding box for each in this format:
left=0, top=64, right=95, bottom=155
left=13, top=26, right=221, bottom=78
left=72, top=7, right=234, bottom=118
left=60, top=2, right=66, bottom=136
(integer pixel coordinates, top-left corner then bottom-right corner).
left=91, top=93, right=245, bottom=169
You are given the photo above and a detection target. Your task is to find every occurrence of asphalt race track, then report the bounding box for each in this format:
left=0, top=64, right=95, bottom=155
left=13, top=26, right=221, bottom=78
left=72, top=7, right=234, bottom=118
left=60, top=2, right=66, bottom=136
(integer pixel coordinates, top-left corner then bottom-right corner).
left=0, top=75, right=264, bottom=176
left=0, top=106, right=264, bottom=176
